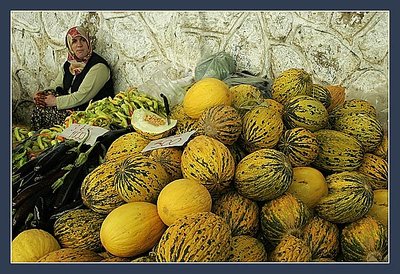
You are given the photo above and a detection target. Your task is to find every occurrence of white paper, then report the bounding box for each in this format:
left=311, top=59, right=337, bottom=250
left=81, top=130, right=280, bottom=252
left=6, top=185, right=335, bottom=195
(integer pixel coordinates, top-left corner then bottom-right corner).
left=141, top=130, right=197, bottom=153
left=59, top=124, right=109, bottom=146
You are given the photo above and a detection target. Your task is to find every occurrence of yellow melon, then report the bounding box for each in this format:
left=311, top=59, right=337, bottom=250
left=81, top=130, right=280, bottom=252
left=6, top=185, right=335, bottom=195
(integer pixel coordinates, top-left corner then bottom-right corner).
left=183, top=78, right=231, bottom=119
left=157, top=178, right=212, bottom=226
left=367, top=189, right=388, bottom=226
left=100, top=202, right=166, bottom=257
left=12, top=229, right=61, bottom=262
left=287, top=167, right=328, bottom=208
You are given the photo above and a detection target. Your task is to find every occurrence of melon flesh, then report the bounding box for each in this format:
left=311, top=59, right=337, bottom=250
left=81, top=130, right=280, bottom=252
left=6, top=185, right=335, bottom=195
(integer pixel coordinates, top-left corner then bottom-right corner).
left=131, top=108, right=176, bottom=134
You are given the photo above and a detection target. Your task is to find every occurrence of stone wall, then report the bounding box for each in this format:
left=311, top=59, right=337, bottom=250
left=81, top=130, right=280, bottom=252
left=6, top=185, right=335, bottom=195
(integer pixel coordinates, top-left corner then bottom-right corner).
left=11, top=11, right=389, bottom=129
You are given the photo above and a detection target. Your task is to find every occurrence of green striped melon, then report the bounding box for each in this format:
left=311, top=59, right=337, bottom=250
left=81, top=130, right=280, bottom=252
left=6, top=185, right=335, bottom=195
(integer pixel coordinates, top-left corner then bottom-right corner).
left=260, top=193, right=311, bottom=246
left=333, top=112, right=383, bottom=152
left=301, top=216, right=340, bottom=260
left=241, top=106, right=284, bottom=153
left=149, top=147, right=183, bottom=181
left=313, top=129, right=365, bottom=172
left=262, top=98, right=284, bottom=116
left=175, top=116, right=199, bottom=135
left=307, top=83, right=332, bottom=109
left=314, top=171, right=374, bottom=224
left=277, top=127, right=320, bottom=167
left=131, top=254, right=156, bottom=262
left=171, top=103, right=200, bottom=135
left=81, top=159, right=125, bottom=214
left=341, top=215, right=388, bottom=262
left=283, top=95, right=328, bottom=132
left=312, top=257, right=336, bottom=262
left=53, top=209, right=106, bottom=252
left=227, top=142, right=248, bottom=166
left=234, top=148, right=293, bottom=201
left=228, top=235, right=267, bottom=262
left=329, top=99, right=377, bottom=125
left=197, top=104, right=242, bottom=145
left=155, top=212, right=232, bottom=262
left=271, top=68, right=313, bottom=105
left=114, top=154, right=171, bottom=203
left=37, top=248, right=103, bottom=262
left=270, top=235, right=312, bottom=262
left=229, top=84, right=264, bottom=115
left=105, top=132, right=150, bottom=162
left=181, top=135, right=235, bottom=198
left=99, top=251, right=134, bottom=262
left=373, top=132, right=388, bottom=160
left=358, top=153, right=388, bottom=190
left=212, top=191, right=259, bottom=236
left=170, top=103, right=187, bottom=121
left=102, top=256, right=132, bottom=262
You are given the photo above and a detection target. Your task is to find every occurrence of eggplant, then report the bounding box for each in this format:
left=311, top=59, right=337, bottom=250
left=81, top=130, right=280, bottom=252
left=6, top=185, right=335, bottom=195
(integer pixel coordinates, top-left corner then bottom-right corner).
left=51, top=141, right=106, bottom=209
left=34, top=141, right=75, bottom=171
left=34, top=143, right=78, bottom=174
left=52, top=164, right=86, bottom=210
left=12, top=170, right=37, bottom=196
left=29, top=196, right=45, bottom=229
left=12, top=189, right=52, bottom=237
left=13, top=157, right=38, bottom=177
left=12, top=169, right=67, bottom=208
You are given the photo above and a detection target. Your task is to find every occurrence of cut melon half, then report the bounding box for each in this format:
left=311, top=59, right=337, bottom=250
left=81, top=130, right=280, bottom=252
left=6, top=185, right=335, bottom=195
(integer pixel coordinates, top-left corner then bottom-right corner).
left=131, top=108, right=177, bottom=139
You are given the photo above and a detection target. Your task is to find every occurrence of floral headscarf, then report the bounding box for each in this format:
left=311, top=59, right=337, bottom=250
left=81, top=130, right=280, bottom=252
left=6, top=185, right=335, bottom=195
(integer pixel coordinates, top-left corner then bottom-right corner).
left=65, top=26, right=93, bottom=75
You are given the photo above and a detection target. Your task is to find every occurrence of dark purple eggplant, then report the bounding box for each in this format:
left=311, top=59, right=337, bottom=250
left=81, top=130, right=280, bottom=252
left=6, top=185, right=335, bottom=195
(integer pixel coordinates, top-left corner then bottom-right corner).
left=33, top=141, right=77, bottom=174
left=29, top=196, right=45, bottom=229
left=12, top=189, right=52, bottom=237
left=12, top=169, right=67, bottom=208
left=12, top=170, right=37, bottom=196
left=13, top=157, right=38, bottom=177
left=52, top=164, right=86, bottom=210
left=34, top=147, right=79, bottom=175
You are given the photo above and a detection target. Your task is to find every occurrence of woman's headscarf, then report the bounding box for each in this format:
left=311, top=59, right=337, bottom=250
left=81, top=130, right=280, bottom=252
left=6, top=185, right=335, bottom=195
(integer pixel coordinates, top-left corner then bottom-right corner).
left=65, top=26, right=93, bottom=75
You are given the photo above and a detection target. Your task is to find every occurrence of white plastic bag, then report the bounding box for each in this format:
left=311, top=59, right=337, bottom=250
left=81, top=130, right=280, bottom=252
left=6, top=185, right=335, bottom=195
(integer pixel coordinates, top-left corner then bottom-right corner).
left=137, top=64, right=193, bottom=108
left=346, top=83, right=388, bottom=132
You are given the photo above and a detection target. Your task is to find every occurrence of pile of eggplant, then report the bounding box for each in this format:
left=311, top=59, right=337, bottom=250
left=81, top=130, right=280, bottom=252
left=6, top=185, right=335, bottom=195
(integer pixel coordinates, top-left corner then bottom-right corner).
left=11, top=126, right=133, bottom=239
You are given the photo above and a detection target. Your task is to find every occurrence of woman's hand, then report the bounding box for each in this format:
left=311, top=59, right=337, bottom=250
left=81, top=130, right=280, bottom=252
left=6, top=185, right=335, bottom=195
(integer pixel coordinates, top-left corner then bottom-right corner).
left=44, top=94, right=57, bottom=107
left=33, top=91, right=46, bottom=107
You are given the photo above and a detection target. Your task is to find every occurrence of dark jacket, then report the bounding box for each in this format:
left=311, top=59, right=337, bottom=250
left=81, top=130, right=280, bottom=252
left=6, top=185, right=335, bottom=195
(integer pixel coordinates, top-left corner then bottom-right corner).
left=58, top=52, right=114, bottom=111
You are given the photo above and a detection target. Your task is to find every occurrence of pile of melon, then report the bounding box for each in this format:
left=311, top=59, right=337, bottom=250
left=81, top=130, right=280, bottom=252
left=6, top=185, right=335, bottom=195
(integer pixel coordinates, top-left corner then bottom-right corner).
left=12, top=69, right=388, bottom=263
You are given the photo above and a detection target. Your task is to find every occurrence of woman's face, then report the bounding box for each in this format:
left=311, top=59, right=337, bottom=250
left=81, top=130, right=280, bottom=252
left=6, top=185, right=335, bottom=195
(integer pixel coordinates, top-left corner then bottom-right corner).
left=71, top=36, right=90, bottom=60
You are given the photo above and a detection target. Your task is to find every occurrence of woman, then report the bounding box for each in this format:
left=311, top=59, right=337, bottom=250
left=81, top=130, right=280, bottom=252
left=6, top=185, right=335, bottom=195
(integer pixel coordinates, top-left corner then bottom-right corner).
left=31, top=26, right=114, bottom=130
